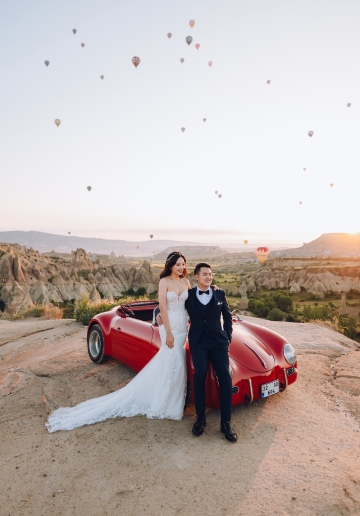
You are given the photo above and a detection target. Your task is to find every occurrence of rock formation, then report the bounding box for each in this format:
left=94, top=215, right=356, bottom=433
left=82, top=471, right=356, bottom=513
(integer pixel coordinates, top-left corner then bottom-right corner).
left=71, top=248, right=93, bottom=269
left=246, top=262, right=360, bottom=298
left=0, top=245, right=158, bottom=316
left=339, top=293, right=348, bottom=315
left=239, top=282, right=249, bottom=310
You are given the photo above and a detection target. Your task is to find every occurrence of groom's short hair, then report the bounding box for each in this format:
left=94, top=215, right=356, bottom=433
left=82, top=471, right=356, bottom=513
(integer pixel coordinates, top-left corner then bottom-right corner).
left=194, top=263, right=211, bottom=276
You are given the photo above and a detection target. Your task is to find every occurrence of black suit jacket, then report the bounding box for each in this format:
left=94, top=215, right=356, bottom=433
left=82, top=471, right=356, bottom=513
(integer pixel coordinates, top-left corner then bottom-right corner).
left=185, top=287, right=233, bottom=349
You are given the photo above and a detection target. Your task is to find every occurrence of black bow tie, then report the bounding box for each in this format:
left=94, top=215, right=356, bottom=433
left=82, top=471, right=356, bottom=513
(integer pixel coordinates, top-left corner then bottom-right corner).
left=199, top=289, right=210, bottom=295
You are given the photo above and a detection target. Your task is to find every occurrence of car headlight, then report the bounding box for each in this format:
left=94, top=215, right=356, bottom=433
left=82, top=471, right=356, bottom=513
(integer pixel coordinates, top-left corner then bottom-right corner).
left=283, top=343, right=296, bottom=365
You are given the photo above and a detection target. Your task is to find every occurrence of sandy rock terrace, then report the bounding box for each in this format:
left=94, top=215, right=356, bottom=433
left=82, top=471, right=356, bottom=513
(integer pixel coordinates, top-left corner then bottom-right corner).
left=1, top=317, right=360, bottom=515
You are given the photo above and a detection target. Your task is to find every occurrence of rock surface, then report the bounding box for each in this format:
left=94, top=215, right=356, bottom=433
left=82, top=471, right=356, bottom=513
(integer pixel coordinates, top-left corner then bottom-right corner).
left=0, top=317, right=359, bottom=514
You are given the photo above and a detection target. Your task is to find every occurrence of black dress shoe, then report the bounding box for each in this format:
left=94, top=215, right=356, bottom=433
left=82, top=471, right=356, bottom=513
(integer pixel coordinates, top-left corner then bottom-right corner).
left=220, top=421, right=237, bottom=442
left=192, top=415, right=206, bottom=436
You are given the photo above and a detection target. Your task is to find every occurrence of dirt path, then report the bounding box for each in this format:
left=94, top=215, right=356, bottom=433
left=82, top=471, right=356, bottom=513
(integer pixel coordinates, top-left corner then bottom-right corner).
left=1, top=317, right=360, bottom=515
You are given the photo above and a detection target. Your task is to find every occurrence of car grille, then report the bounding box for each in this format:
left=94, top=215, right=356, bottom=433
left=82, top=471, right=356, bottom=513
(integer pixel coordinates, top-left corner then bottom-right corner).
left=286, top=367, right=296, bottom=376
left=232, top=386, right=239, bottom=394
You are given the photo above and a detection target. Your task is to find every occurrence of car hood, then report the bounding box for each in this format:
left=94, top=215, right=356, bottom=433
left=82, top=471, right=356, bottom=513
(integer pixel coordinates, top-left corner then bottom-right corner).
left=229, top=324, right=275, bottom=373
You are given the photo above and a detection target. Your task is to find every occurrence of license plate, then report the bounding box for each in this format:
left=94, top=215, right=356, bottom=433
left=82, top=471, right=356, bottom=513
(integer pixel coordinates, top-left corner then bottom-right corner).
left=261, top=380, right=279, bottom=398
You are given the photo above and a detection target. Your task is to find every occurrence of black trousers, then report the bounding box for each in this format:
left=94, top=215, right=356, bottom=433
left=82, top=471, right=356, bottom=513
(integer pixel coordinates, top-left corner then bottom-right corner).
left=191, top=342, right=232, bottom=422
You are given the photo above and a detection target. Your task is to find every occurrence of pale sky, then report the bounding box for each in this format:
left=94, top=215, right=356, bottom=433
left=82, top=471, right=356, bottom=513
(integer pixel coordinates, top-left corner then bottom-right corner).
left=1, top=0, right=360, bottom=248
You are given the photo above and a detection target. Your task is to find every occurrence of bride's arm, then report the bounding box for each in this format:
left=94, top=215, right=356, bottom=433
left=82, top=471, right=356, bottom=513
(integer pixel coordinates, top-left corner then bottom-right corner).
left=158, top=279, right=174, bottom=349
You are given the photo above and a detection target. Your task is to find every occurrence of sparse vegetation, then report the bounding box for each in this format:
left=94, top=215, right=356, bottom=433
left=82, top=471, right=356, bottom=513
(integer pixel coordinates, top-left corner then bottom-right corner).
left=11, top=304, right=64, bottom=320
left=74, top=295, right=150, bottom=325
left=75, top=296, right=119, bottom=325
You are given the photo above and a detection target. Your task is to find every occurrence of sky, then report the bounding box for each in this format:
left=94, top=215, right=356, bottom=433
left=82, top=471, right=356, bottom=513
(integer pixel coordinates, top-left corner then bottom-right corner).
left=1, top=0, right=360, bottom=248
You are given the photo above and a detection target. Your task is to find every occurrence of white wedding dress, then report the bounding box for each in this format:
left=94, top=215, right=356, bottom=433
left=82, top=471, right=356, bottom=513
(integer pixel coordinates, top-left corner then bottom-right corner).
left=45, top=291, right=188, bottom=433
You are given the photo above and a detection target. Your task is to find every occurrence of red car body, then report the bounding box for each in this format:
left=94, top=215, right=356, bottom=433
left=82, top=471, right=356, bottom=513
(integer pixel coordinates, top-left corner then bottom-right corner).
left=87, top=301, right=297, bottom=407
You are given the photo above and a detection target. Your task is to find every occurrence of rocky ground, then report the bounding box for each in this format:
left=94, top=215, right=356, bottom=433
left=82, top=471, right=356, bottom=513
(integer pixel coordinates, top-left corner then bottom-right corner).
left=1, top=317, right=360, bottom=515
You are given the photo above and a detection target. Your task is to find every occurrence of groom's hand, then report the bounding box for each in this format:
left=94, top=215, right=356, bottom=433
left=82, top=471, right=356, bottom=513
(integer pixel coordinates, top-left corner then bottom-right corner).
left=156, top=313, right=163, bottom=326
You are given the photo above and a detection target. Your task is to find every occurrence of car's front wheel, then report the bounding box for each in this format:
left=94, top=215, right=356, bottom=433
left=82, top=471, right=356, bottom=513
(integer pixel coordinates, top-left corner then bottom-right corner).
left=87, top=324, right=108, bottom=363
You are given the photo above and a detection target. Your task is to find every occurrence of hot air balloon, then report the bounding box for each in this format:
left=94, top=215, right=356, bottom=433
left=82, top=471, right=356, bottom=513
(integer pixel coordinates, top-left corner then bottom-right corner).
left=100, top=75, right=104, bottom=80
left=87, top=186, right=92, bottom=192
left=208, top=61, right=213, bottom=67
left=195, top=43, right=200, bottom=50
left=152, top=251, right=156, bottom=255
left=150, top=235, right=153, bottom=239
left=180, top=58, right=184, bottom=64
left=303, top=168, right=306, bottom=171
left=267, top=80, right=271, bottom=84
left=308, top=131, right=314, bottom=138
left=347, top=103, right=351, bottom=108
left=299, top=201, right=302, bottom=205
left=44, top=60, right=50, bottom=67
left=218, top=194, right=222, bottom=198
left=215, top=191, right=218, bottom=194
left=189, top=20, right=195, bottom=28
left=330, top=183, right=334, bottom=187
left=81, top=43, right=85, bottom=47
left=167, top=33, right=172, bottom=39
left=72, top=29, right=77, bottom=34
left=132, top=56, right=140, bottom=68
left=244, top=240, right=248, bottom=245
left=54, top=119, right=61, bottom=127
left=68, top=232, right=71, bottom=235
left=136, top=245, right=140, bottom=249
left=203, top=118, right=206, bottom=122
left=254, top=247, right=270, bottom=264
left=181, top=127, right=185, bottom=132
left=185, top=36, right=193, bottom=46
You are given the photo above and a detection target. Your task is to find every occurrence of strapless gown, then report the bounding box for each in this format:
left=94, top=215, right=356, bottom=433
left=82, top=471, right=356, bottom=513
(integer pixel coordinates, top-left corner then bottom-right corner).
left=45, top=291, right=188, bottom=432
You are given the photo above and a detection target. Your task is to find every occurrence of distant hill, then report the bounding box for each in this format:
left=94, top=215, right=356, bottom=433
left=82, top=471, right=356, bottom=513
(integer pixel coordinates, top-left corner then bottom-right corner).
left=154, top=246, right=227, bottom=261
left=0, top=231, right=221, bottom=256
left=279, top=233, right=360, bottom=257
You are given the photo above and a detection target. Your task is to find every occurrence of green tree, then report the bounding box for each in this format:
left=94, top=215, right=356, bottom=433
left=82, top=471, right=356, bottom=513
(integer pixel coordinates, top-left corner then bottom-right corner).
left=272, top=293, right=293, bottom=313
left=248, top=299, right=270, bottom=318
left=267, top=308, right=287, bottom=321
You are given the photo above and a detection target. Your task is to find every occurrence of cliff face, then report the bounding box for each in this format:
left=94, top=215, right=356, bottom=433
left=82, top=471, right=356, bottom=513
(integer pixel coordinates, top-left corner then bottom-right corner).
left=245, top=261, right=360, bottom=298
left=0, top=244, right=157, bottom=315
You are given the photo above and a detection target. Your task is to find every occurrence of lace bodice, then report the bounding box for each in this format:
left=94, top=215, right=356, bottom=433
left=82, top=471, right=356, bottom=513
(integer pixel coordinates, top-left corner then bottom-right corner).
left=166, top=290, right=188, bottom=312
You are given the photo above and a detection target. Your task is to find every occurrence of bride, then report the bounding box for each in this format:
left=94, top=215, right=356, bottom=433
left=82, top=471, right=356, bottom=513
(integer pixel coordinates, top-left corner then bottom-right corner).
left=45, top=251, right=190, bottom=432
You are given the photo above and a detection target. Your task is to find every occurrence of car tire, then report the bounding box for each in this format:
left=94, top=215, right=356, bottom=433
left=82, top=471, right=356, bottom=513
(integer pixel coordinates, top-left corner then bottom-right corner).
left=87, top=324, right=109, bottom=364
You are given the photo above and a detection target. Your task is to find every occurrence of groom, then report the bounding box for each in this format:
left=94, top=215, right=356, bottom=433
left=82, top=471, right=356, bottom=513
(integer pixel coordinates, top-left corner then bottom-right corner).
left=158, top=262, right=237, bottom=442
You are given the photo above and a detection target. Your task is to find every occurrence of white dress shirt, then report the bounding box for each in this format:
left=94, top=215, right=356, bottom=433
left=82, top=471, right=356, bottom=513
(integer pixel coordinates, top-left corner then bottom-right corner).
left=196, top=286, right=213, bottom=305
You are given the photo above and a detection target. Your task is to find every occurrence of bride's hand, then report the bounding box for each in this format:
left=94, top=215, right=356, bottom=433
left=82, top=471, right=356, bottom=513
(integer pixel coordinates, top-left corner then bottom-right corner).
left=213, top=284, right=220, bottom=291
left=166, top=332, right=174, bottom=349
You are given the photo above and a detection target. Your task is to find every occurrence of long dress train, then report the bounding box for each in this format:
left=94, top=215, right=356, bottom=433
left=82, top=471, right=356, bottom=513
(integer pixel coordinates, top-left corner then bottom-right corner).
left=45, top=291, right=188, bottom=432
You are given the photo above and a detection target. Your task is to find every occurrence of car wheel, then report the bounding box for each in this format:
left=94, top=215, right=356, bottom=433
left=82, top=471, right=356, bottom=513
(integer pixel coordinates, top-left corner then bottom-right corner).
left=87, top=324, right=108, bottom=364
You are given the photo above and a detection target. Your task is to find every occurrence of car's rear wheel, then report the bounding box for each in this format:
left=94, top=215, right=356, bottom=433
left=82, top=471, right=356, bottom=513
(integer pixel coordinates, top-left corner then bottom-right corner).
left=88, top=324, right=108, bottom=364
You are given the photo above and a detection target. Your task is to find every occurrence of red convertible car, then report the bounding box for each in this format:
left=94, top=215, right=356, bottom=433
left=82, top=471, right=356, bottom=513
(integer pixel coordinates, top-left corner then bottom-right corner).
left=87, top=301, right=297, bottom=407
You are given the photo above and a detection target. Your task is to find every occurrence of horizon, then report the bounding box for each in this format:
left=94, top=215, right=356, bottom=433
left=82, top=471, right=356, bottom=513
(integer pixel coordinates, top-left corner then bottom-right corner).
left=1, top=229, right=359, bottom=253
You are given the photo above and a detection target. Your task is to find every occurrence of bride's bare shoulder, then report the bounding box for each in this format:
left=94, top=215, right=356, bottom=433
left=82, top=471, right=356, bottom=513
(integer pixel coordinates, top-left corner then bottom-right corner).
left=182, top=278, right=191, bottom=289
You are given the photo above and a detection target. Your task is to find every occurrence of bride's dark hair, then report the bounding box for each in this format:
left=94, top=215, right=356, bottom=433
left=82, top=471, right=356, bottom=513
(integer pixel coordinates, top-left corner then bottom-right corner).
left=159, top=251, right=188, bottom=280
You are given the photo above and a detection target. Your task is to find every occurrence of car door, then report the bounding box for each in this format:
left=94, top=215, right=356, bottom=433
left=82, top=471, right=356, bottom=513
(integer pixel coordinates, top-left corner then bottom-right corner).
left=111, top=316, right=154, bottom=372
